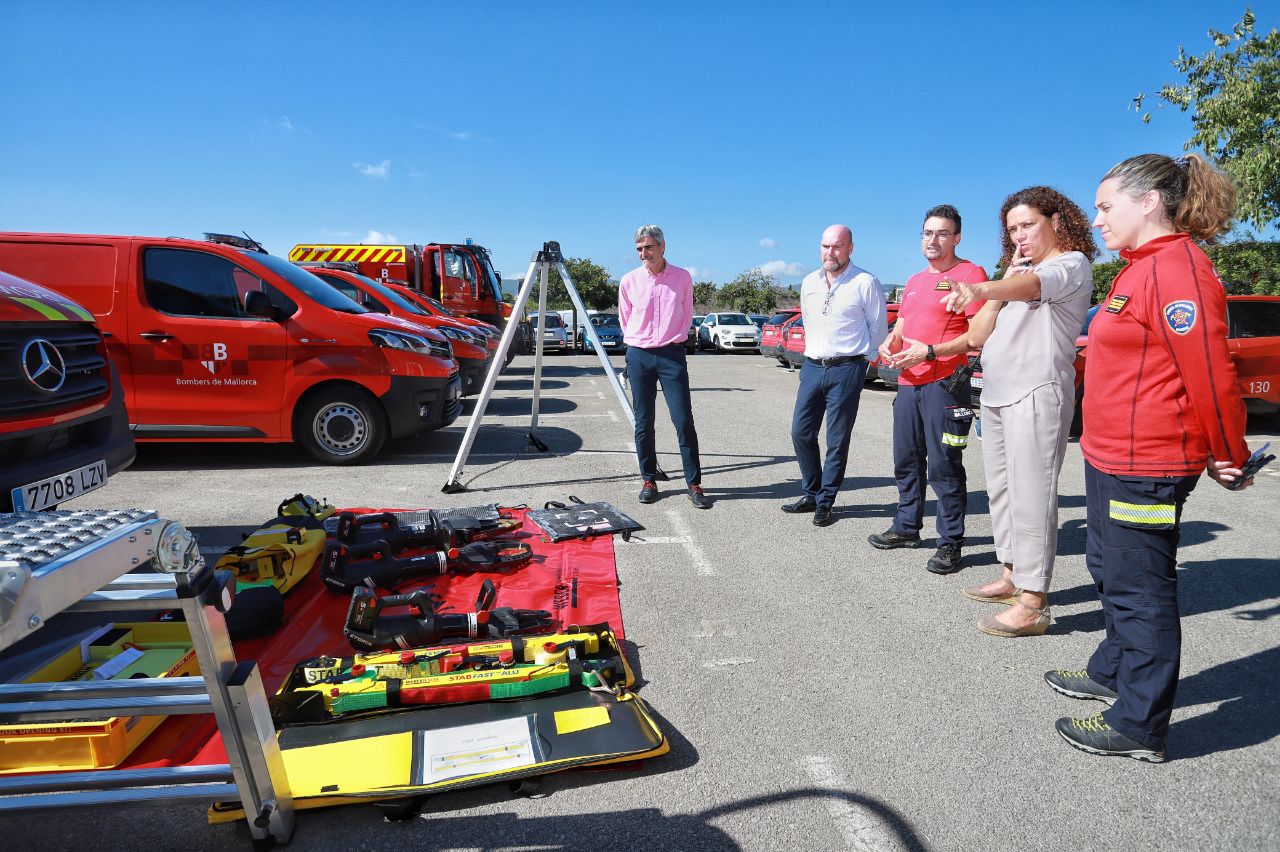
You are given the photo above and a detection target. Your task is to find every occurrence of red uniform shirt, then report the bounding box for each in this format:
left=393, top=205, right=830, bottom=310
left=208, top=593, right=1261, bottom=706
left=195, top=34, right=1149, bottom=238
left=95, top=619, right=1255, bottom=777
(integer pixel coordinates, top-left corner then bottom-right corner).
left=1082, top=233, right=1248, bottom=477
left=897, top=260, right=987, bottom=386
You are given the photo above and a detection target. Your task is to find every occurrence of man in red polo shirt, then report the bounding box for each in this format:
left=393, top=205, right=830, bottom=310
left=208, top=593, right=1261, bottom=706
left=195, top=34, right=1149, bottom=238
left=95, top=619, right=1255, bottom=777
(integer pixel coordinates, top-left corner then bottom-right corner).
left=870, top=205, right=986, bottom=574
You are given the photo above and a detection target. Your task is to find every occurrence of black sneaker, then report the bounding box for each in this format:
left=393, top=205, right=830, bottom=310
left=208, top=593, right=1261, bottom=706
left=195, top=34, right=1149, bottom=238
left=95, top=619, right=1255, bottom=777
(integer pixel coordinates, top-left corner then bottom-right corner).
left=638, top=480, right=658, bottom=504
left=1056, top=712, right=1164, bottom=763
left=867, top=529, right=921, bottom=549
left=1044, top=669, right=1118, bottom=706
left=926, top=544, right=963, bottom=574
left=688, top=485, right=712, bottom=510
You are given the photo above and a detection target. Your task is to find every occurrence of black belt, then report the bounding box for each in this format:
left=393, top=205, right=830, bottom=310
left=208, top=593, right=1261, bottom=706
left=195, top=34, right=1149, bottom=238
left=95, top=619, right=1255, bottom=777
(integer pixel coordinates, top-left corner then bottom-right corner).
left=806, top=354, right=866, bottom=367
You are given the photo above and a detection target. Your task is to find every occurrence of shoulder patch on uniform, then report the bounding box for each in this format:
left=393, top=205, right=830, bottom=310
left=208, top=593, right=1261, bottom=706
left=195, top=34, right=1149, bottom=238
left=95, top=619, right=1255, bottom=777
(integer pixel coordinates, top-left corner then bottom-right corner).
left=1105, top=294, right=1130, bottom=313
left=1164, top=300, right=1197, bottom=335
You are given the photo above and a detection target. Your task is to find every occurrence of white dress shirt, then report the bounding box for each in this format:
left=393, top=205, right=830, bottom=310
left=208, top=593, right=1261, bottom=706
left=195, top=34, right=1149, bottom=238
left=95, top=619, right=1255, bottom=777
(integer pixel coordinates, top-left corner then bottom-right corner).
left=800, top=262, right=888, bottom=359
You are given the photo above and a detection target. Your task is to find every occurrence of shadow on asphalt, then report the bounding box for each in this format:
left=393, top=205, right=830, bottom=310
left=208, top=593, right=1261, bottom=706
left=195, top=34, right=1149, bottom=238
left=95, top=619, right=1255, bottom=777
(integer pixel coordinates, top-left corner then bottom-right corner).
left=1171, top=645, right=1280, bottom=759
left=297, top=787, right=926, bottom=852
left=125, top=427, right=588, bottom=471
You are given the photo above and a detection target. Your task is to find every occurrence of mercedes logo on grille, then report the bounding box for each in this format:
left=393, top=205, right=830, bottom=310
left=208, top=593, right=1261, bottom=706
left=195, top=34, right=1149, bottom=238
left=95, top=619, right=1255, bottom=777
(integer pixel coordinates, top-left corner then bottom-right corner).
left=21, top=338, right=67, bottom=394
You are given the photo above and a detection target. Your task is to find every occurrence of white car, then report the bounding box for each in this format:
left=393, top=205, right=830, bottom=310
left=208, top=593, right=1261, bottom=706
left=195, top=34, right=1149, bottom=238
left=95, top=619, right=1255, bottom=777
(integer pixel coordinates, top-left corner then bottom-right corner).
left=699, top=312, right=762, bottom=353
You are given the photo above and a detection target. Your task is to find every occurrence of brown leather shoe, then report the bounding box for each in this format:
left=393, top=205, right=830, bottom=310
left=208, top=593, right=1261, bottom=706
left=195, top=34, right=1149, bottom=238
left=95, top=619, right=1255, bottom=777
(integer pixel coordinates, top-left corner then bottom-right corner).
left=978, top=602, right=1051, bottom=637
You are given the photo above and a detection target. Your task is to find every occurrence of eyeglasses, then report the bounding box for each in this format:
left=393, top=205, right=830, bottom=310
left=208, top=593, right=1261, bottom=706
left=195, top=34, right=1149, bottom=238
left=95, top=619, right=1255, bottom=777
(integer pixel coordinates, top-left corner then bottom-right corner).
left=921, top=230, right=955, bottom=239
left=822, top=289, right=836, bottom=316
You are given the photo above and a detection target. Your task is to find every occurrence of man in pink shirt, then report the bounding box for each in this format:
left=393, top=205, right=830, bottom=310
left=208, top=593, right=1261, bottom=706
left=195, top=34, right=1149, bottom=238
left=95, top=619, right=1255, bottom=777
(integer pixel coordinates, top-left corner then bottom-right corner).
left=618, top=225, right=710, bottom=509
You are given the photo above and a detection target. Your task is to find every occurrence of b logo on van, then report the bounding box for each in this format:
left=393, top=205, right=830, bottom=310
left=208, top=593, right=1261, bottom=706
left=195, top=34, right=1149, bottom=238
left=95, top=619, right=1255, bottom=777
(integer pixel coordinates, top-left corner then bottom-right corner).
left=201, top=342, right=229, bottom=374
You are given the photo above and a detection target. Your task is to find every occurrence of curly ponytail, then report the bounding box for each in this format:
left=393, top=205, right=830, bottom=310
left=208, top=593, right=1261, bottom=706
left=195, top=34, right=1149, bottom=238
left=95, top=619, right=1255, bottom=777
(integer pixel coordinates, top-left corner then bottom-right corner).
left=1103, top=153, right=1236, bottom=241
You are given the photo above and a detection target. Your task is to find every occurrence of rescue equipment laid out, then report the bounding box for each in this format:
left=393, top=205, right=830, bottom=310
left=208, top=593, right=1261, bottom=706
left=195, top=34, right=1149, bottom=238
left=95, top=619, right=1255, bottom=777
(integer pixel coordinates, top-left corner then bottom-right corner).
left=0, top=622, right=199, bottom=773
left=526, top=499, right=645, bottom=542
left=210, top=686, right=668, bottom=820
left=326, top=506, right=519, bottom=549
left=214, top=496, right=335, bottom=640
left=344, top=586, right=555, bottom=651
left=321, top=538, right=535, bottom=594
left=269, top=625, right=630, bottom=724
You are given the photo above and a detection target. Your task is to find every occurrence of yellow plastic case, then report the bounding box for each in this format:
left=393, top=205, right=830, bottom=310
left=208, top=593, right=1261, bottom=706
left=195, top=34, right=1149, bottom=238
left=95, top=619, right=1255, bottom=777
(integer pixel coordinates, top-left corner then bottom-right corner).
left=0, top=622, right=198, bottom=773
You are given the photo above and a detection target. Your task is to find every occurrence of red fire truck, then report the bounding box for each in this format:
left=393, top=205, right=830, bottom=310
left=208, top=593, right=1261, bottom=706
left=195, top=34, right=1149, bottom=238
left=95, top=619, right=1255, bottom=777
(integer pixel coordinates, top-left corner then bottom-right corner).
left=288, top=241, right=512, bottom=329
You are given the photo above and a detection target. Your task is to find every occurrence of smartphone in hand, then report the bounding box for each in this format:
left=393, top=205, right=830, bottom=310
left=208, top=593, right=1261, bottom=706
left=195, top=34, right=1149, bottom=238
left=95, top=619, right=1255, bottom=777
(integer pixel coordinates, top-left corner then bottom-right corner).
left=1229, top=442, right=1275, bottom=490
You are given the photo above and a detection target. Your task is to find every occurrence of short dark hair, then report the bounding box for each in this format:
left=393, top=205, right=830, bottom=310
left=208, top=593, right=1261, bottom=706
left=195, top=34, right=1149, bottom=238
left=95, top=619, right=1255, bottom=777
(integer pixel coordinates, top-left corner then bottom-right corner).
left=923, top=204, right=962, bottom=233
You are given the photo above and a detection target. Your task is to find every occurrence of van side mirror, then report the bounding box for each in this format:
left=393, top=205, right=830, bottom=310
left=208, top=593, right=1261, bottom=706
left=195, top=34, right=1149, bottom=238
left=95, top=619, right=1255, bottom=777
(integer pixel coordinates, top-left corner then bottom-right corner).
left=244, top=290, right=281, bottom=320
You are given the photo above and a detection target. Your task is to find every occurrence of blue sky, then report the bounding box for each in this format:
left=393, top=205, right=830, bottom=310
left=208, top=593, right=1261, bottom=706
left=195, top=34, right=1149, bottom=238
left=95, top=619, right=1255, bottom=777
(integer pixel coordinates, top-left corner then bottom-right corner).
left=1, top=2, right=1266, bottom=290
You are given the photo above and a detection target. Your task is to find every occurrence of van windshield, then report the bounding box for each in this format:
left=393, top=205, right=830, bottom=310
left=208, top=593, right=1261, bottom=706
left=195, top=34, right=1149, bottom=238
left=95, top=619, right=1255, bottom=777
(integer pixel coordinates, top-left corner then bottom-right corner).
left=345, top=272, right=434, bottom=317
left=248, top=252, right=370, bottom=314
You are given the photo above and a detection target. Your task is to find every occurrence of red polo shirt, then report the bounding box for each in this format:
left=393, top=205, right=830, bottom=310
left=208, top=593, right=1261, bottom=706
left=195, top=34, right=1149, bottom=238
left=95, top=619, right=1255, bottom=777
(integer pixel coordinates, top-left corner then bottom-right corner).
left=897, top=260, right=987, bottom=386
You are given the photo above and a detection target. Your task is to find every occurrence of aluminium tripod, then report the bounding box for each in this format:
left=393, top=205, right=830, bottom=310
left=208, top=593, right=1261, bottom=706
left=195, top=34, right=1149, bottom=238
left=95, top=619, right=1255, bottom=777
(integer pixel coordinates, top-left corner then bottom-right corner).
left=442, top=241, right=644, bottom=492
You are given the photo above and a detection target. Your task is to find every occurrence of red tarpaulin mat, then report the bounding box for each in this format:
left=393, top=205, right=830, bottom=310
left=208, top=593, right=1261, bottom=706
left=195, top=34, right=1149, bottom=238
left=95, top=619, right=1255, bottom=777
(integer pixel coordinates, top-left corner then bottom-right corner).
left=90, top=507, right=625, bottom=770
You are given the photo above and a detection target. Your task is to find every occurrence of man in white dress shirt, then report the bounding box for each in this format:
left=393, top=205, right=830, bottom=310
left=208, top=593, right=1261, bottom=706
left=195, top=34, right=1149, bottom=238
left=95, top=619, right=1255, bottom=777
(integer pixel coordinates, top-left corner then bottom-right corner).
left=782, top=224, right=888, bottom=526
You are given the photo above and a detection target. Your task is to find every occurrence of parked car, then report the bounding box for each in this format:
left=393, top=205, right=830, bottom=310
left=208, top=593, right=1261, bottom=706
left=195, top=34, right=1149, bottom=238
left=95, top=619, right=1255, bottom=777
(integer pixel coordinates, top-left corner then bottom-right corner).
left=0, top=231, right=461, bottom=465
left=687, top=315, right=705, bottom=353
left=1224, top=295, right=1280, bottom=416
left=577, top=313, right=626, bottom=353
left=748, top=314, right=768, bottom=330
left=865, top=302, right=901, bottom=384
left=0, top=270, right=135, bottom=511
left=761, top=309, right=801, bottom=363
left=699, top=312, right=761, bottom=352
left=527, top=312, right=569, bottom=352
left=782, top=316, right=806, bottom=368
left=305, top=266, right=493, bottom=396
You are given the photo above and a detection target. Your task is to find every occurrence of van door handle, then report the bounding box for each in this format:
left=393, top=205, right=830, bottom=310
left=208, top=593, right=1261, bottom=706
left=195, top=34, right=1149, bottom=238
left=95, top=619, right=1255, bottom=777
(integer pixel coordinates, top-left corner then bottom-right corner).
left=139, top=331, right=175, bottom=341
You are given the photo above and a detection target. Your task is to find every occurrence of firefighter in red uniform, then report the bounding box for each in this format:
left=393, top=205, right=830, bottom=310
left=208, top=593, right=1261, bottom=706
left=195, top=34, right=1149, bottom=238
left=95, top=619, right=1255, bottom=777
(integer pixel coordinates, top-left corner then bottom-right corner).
left=1046, top=153, right=1256, bottom=762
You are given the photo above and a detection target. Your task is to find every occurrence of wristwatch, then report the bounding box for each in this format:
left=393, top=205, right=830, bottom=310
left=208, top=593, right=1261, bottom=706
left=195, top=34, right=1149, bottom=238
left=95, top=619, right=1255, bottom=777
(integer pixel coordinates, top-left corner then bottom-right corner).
left=926, top=345, right=936, bottom=362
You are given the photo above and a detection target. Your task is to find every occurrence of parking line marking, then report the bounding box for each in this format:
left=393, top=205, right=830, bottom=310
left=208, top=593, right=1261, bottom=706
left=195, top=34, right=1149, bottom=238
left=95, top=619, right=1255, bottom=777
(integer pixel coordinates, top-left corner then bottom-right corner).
left=803, top=755, right=897, bottom=851
left=666, top=509, right=716, bottom=575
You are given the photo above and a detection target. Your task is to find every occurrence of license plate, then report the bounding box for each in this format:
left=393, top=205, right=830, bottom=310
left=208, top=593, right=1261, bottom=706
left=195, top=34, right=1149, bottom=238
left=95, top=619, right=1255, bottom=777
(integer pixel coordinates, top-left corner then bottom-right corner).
left=12, top=459, right=109, bottom=512
left=971, top=376, right=984, bottom=389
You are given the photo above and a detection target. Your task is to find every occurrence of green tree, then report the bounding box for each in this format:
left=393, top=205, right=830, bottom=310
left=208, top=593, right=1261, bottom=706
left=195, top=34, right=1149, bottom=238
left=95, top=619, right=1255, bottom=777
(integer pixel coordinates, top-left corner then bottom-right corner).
left=693, top=281, right=718, bottom=308
left=1092, top=256, right=1127, bottom=302
left=1205, top=239, right=1280, bottom=293
left=543, top=257, right=616, bottom=312
left=1135, top=9, right=1280, bottom=228
left=716, top=269, right=779, bottom=313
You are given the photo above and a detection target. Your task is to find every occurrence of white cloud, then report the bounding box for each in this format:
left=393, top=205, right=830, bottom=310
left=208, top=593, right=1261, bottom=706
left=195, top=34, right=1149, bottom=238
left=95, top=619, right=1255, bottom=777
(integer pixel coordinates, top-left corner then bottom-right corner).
left=408, top=167, right=425, bottom=179
left=448, top=131, right=475, bottom=141
left=363, top=229, right=397, bottom=244
left=686, top=266, right=716, bottom=281
left=353, top=159, right=391, bottom=179
left=756, top=260, right=807, bottom=278
left=278, top=116, right=294, bottom=131
left=759, top=237, right=777, bottom=250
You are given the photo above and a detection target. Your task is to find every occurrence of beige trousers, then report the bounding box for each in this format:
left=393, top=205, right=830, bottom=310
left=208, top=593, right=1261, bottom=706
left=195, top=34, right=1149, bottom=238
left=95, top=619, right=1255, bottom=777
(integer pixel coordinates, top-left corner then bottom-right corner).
left=981, top=382, right=1073, bottom=593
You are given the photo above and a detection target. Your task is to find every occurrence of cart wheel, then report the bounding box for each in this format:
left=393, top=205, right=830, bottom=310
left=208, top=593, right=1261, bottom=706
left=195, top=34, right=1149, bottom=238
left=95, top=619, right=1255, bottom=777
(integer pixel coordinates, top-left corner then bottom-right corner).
left=510, top=778, right=548, bottom=798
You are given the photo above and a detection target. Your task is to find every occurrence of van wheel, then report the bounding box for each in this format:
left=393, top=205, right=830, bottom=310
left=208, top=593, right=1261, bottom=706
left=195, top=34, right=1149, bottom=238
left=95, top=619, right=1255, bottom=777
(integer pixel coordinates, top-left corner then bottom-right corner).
left=295, top=387, right=386, bottom=465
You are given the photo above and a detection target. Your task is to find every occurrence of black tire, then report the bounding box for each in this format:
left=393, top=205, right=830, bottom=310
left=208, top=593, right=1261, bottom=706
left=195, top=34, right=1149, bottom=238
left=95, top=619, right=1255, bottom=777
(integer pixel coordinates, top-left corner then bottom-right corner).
left=713, top=334, right=724, bottom=353
left=502, top=348, right=516, bottom=370
left=294, top=386, right=386, bottom=465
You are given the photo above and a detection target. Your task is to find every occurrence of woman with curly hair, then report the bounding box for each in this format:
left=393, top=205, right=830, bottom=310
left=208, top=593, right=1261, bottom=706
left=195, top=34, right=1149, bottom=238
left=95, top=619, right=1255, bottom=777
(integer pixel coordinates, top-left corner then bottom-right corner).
left=937, top=186, right=1098, bottom=636
left=1047, top=154, right=1255, bottom=762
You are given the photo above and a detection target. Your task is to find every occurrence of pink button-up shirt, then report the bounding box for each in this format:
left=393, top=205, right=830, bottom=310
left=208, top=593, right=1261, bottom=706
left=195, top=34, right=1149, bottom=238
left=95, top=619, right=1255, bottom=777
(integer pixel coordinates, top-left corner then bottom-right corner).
left=618, top=262, right=694, bottom=348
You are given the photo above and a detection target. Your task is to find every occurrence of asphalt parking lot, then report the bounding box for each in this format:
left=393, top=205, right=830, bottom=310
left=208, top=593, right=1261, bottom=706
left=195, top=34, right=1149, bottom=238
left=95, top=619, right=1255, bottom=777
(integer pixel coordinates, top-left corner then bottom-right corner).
left=4, top=349, right=1279, bottom=851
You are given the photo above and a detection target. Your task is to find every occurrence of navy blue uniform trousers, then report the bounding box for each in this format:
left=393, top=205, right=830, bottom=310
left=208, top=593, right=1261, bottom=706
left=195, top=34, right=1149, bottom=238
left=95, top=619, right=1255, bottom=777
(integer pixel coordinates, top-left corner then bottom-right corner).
left=626, top=343, right=701, bottom=486
left=891, top=379, right=972, bottom=545
left=1084, top=459, right=1199, bottom=750
left=790, top=358, right=869, bottom=508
